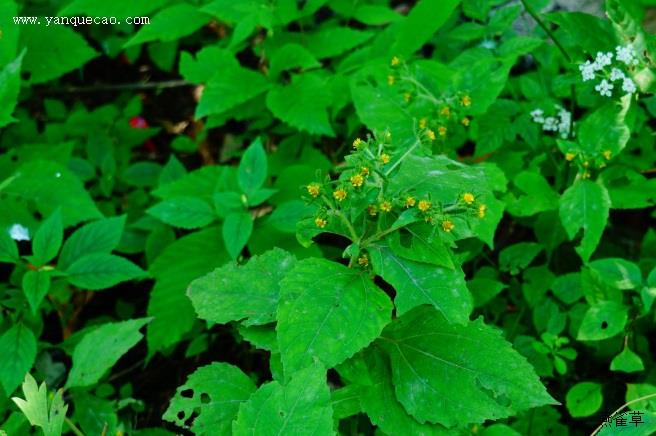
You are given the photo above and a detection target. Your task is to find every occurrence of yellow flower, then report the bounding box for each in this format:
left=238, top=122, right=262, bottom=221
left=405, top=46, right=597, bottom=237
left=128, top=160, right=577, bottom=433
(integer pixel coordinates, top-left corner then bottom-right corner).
left=315, top=217, right=327, bottom=228
left=391, top=56, right=400, bottom=66
left=405, top=196, right=416, bottom=208
left=582, top=171, right=591, bottom=179
left=380, top=153, right=391, bottom=164
left=418, top=199, right=431, bottom=212
left=463, top=192, right=475, bottom=204
left=461, top=95, right=472, bottom=107
left=353, top=138, right=364, bottom=150
left=333, top=188, right=347, bottom=202
left=387, top=74, right=395, bottom=85
left=565, top=152, right=576, bottom=161
left=478, top=204, right=487, bottom=219
left=440, top=107, right=450, bottom=117
left=350, top=174, right=364, bottom=187
left=380, top=200, right=392, bottom=213
left=360, top=167, right=370, bottom=176
left=426, top=129, right=436, bottom=141
left=419, top=118, right=427, bottom=129
left=307, top=183, right=321, bottom=198
left=368, top=205, right=378, bottom=216
left=461, top=117, right=470, bottom=127
left=442, top=220, right=455, bottom=232
left=404, top=92, right=412, bottom=102
left=582, top=160, right=589, bottom=168
left=602, top=150, right=612, bottom=160
left=358, top=255, right=369, bottom=266
left=438, top=126, right=447, bottom=137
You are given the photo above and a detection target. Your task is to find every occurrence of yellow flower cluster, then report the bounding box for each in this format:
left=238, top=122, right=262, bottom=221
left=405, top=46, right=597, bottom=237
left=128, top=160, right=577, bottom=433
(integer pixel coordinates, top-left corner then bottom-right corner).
left=438, top=126, right=447, bottom=137
left=442, top=220, right=455, bottom=232
left=307, top=183, right=321, bottom=198
left=315, top=216, right=327, bottom=228
left=404, top=196, right=416, bottom=208
left=379, top=200, right=392, bottom=213
left=426, top=129, right=436, bottom=141
left=350, top=174, right=364, bottom=187
left=461, top=95, right=472, bottom=107
left=358, top=255, right=369, bottom=266
left=380, top=153, right=390, bottom=164
left=463, top=192, right=475, bottom=204
left=418, top=199, right=431, bottom=212
left=353, top=138, right=364, bottom=150
left=333, top=188, right=347, bottom=202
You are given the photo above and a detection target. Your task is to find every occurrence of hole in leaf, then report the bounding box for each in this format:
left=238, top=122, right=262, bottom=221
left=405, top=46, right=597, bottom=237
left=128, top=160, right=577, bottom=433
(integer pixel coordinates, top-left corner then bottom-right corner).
left=177, top=411, right=185, bottom=420
left=200, top=393, right=210, bottom=404
left=180, top=389, right=194, bottom=398
left=601, top=321, right=608, bottom=329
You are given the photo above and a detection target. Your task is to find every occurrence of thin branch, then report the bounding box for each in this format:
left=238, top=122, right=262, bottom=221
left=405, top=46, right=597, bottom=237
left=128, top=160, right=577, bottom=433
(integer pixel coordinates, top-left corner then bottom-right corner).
left=39, top=79, right=194, bottom=94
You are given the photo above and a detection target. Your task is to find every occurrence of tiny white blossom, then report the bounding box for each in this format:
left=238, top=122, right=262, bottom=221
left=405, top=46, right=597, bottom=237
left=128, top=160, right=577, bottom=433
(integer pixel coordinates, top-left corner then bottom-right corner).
left=480, top=39, right=496, bottom=50
left=593, top=51, right=613, bottom=71
left=622, top=77, right=637, bottom=94
left=610, top=68, right=625, bottom=81
left=530, top=109, right=545, bottom=123
left=9, top=224, right=30, bottom=241
left=557, top=108, right=571, bottom=138
left=579, top=60, right=596, bottom=81
left=543, top=117, right=558, bottom=131
left=616, top=45, right=637, bottom=65
left=595, top=79, right=614, bottom=97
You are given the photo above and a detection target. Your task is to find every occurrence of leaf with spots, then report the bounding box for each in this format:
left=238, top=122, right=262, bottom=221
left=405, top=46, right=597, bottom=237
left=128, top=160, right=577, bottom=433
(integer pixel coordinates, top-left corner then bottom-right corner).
left=378, top=306, right=558, bottom=427
left=577, top=301, right=628, bottom=341
left=164, top=363, right=256, bottom=435
left=276, top=258, right=392, bottom=374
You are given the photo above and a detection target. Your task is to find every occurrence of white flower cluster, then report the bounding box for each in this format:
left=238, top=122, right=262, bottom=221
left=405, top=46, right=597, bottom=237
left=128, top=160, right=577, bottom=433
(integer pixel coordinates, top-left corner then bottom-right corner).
left=578, top=46, right=639, bottom=97
left=530, top=105, right=572, bottom=139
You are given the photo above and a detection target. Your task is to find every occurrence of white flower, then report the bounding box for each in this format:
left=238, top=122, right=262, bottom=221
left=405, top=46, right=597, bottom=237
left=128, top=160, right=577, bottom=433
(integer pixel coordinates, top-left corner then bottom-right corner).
left=530, top=109, right=545, bottom=123
left=595, top=79, right=614, bottom=97
left=593, top=51, right=613, bottom=70
left=9, top=223, right=30, bottom=241
left=610, top=68, right=625, bottom=81
left=480, top=39, right=496, bottom=50
left=622, top=77, right=637, bottom=94
left=557, top=107, right=571, bottom=138
left=616, top=45, right=637, bottom=65
left=543, top=117, right=558, bottom=131
left=579, top=60, right=596, bottom=81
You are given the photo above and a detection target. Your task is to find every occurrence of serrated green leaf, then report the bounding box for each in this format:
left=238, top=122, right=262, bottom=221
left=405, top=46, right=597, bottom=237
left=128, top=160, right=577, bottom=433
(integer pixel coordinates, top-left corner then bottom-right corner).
left=148, top=197, right=216, bottom=229
left=0, top=324, right=37, bottom=396
left=64, top=253, right=145, bottom=290
left=164, top=363, right=256, bottom=435
left=66, top=318, right=151, bottom=388
left=269, top=43, right=320, bottom=79
left=0, top=50, right=24, bottom=128
left=499, top=242, right=543, bottom=275
left=559, top=179, right=610, bottom=262
left=277, top=258, right=392, bottom=374
left=12, top=373, right=68, bottom=436
left=188, top=248, right=295, bottom=325
left=222, top=212, right=253, bottom=259
left=578, top=100, right=631, bottom=156
left=238, top=138, right=267, bottom=195
left=266, top=74, right=334, bottom=136
left=125, top=4, right=211, bottom=47
left=22, top=270, right=51, bottom=314
left=31, top=209, right=63, bottom=267
left=369, top=242, right=471, bottom=324
left=379, top=306, right=557, bottom=427
left=232, top=363, right=333, bottom=435
left=588, top=258, right=642, bottom=290
left=57, top=216, right=126, bottom=270
left=19, top=25, right=97, bottom=84
left=565, top=382, right=602, bottom=418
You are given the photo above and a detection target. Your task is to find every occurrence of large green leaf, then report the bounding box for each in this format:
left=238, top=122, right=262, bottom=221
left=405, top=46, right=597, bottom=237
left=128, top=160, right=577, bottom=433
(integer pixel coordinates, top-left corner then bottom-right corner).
left=0, top=229, right=19, bottom=264
left=369, top=242, right=471, bottom=324
left=391, top=0, right=461, bottom=56
left=577, top=99, right=631, bottom=156
left=148, top=197, right=216, bottom=229
left=379, top=306, right=557, bottom=427
left=147, top=227, right=230, bottom=354
left=0, top=323, right=37, bottom=396
left=0, top=51, right=24, bottom=128
left=57, top=216, right=126, bottom=270
left=238, top=137, right=267, bottom=195
left=125, top=4, right=211, bottom=47
left=277, top=258, right=392, bottom=374
left=64, top=253, right=145, bottom=290
left=188, top=248, right=295, bottom=326
left=559, top=179, right=611, bottom=262
left=266, top=73, right=334, bottom=136
left=164, top=363, right=256, bottom=435
left=222, top=211, right=253, bottom=259
left=22, top=270, right=51, bottom=314
left=588, top=258, right=642, bottom=290
left=4, top=160, right=101, bottom=227
left=66, top=318, right=151, bottom=387
left=232, top=363, right=334, bottom=435
left=30, top=209, right=63, bottom=267
left=577, top=301, right=628, bottom=341
left=18, top=25, right=97, bottom=84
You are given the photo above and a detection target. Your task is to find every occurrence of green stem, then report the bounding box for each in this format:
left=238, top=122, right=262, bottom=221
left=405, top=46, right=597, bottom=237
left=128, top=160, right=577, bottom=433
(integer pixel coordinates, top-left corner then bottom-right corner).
left=65, top=416, right=85, bottom=436
left=590, top=392, right=656, bottom=435
left=385, top=139, right=421, bottom=176
left=321, top=196, right=358, bottom=243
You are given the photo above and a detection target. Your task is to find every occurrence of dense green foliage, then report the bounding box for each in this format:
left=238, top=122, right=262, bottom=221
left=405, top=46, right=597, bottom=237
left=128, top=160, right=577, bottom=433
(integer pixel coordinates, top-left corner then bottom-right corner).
left=1, top=0, right=656, bottom=434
